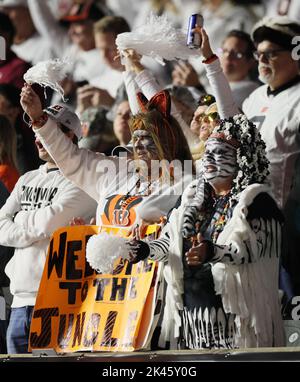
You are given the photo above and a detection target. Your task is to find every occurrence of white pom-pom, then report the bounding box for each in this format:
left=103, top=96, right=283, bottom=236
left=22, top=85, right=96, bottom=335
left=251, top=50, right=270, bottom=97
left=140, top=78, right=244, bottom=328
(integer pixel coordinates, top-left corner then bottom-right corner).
left=86, top=232, right=131, bottom=274
left=24, top=58, right=70, bottom=100
left=116, top=13, right=199, bottom=65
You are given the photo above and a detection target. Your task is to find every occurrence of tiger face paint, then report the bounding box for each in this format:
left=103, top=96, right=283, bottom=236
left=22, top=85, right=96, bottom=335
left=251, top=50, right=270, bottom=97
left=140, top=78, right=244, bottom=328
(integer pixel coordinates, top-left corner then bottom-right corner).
left=203, top=138, right=237, bottom=185
left=132, top=130, right=159, bottom=162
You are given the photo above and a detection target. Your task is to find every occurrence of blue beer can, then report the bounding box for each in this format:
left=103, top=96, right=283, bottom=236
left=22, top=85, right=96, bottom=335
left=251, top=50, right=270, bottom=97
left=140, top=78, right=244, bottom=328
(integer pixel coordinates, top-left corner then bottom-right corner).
left=187, top=14, right=204, bottom=49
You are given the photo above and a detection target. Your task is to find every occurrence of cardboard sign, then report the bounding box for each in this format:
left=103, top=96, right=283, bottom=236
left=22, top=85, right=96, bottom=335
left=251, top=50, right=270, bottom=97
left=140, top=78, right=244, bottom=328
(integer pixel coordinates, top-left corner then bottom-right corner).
left=29, top=225, right=161, bottom=352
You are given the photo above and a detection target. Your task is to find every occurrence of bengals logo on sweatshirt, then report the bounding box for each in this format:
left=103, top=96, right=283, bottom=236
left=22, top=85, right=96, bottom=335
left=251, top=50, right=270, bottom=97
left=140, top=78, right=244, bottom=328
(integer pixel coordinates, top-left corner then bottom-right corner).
left=101, top=194, right=143, bottom=227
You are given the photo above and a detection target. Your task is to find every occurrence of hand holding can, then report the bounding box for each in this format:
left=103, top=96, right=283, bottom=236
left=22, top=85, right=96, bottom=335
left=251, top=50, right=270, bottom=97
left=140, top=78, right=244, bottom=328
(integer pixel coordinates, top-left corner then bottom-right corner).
left=187, top=14, right=204, bottom=49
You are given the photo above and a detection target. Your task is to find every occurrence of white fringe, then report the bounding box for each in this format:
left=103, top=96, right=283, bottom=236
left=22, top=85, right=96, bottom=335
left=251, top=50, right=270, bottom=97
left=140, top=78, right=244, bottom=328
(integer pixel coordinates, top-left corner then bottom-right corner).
left=116, top=13, right=200, bottom=65
left=24, top=58, right=70, bottom=100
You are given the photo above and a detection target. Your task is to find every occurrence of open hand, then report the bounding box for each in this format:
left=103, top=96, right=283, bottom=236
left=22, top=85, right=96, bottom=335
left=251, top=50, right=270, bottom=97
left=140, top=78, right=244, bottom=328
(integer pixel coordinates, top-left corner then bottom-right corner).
left=77, top=85, right=114, bottom=113
left=172, top=60, right=201, bottom=87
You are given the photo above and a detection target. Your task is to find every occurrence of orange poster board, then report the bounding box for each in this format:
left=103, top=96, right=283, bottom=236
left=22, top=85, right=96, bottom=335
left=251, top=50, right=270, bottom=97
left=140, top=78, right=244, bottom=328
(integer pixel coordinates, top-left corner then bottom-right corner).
left=29, top=225, right=160, bottom=353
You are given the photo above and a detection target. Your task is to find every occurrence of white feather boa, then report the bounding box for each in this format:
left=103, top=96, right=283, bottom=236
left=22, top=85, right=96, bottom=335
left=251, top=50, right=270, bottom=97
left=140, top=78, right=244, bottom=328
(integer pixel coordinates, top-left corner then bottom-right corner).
left=86, top=232, right=131, bottom=274
left=24, top=58, right=70, bottom=99
left=116, top=13, right=200, bottom=65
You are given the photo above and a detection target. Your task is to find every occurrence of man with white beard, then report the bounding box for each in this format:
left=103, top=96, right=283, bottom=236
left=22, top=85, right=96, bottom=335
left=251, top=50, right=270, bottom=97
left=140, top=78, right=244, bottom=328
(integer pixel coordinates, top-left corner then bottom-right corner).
left=242, top=17, right=300, bottom=298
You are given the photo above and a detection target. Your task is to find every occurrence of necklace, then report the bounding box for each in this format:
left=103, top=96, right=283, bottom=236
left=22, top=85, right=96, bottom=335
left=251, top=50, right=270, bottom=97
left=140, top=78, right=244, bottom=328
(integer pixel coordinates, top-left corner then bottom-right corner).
left=211, top=201, right=230, bottom=242
left=210, top=191, right=231, bottom=243
left=120, top=178, right=152, bottom=208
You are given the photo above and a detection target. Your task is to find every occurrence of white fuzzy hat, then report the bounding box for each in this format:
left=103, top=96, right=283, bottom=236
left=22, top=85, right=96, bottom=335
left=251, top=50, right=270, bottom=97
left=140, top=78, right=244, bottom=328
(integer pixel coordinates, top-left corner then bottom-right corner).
left=111, top=140, right=133, bottom=156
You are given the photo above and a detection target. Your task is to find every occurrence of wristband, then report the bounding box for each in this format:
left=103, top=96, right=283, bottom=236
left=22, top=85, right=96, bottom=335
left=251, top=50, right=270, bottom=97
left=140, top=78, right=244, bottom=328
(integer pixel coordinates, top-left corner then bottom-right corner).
left=31, top=112, right=48, bottom=128
left=202, top=54, right=218, bottom=64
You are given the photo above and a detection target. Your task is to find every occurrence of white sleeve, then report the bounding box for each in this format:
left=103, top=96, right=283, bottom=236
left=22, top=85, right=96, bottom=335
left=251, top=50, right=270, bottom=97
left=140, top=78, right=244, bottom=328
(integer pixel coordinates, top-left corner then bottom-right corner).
left=0, top=179, right=47, bottom=247
left=27, top=0, right=71, bottom=56
left=122, top=70, right=141, bottom=115
left=242, top=94, right=251, bottom=114
left=211, top=217, right=281, bottom=265
left=148, top=231, right=170, bottom=262
left=204, top=58, right=240, bottom=118
left=33, top=119, right=121, bottom=201
left=14, top=184, right=96, bottom=236
left=134, top=69, right=162, bottom=100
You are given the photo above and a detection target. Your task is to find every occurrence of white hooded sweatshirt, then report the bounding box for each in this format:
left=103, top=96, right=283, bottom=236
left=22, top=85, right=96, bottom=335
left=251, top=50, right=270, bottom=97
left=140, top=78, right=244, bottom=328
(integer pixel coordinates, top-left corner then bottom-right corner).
left=0, top=164, right=97, bottom=308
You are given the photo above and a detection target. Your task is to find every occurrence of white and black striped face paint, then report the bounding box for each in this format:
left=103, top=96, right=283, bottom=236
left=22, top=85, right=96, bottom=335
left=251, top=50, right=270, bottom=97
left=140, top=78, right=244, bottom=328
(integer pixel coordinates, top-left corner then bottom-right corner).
left=203, top=138, right=237, bottom=185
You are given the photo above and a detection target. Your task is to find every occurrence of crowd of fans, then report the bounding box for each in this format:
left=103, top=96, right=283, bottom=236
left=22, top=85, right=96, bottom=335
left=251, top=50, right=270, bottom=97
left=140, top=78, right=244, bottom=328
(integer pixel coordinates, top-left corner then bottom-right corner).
left=0, top=0, right=300, bottom=354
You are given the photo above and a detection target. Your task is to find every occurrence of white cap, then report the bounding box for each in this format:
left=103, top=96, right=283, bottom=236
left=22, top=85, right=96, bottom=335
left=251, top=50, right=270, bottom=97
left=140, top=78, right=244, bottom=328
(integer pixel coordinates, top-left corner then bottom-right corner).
left=44, top=104, right=82, bottom=139
left=111, top=140, right=133, bottom=156
left=0, top=0, right=28, bottom=7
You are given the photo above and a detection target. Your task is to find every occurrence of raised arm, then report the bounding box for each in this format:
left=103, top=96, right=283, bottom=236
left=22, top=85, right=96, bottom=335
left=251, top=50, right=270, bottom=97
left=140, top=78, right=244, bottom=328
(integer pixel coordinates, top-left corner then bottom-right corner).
left=122, top=49, right=199, bottom=148
left=27, top=0, right=71, bottom=57
left=20, top=84, right=121, bottom=201
left=197, top=27, right=240, bottom=118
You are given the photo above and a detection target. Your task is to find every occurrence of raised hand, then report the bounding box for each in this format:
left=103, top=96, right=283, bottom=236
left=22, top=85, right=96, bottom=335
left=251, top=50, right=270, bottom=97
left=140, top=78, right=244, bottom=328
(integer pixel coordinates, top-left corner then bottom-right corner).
left=172, top=60, right=201, bottom=87
left=122, top=48, right=144, bottom=73
left=194, top=26, right=214, bottom=60
left=20, top=83, right=43, bottom=121
left=76, top=85, right=114, bottom=113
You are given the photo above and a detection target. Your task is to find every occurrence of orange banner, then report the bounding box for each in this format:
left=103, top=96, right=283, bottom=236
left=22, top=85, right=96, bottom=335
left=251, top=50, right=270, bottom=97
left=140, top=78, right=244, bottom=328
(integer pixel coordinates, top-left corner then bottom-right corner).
left=29, top=225, right=160, bottom=353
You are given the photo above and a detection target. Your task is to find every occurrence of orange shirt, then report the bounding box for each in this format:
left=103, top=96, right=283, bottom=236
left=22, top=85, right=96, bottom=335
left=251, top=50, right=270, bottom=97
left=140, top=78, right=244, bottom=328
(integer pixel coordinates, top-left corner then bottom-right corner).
left=0, top=164, right=20, bottom=193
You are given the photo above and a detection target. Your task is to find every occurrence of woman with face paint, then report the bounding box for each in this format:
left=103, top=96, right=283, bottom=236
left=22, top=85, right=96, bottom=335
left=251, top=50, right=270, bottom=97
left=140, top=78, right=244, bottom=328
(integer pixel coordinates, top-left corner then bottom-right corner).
left=20, top=85, right=193, bottom=231
left=128, top=115, right=285, bottom=350
left=202, top=137, right=238, bottom=191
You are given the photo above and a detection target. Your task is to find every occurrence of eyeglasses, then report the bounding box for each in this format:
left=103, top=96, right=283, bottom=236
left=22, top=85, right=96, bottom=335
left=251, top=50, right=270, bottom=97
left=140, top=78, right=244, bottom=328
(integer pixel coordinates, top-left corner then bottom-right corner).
left=253, top=49, right=287, bottom=61
left=198, top=94, right=216, bottom=107
left=218, top=48, right=247, bottom=60
left=200, top=112, right=219, bottom=123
